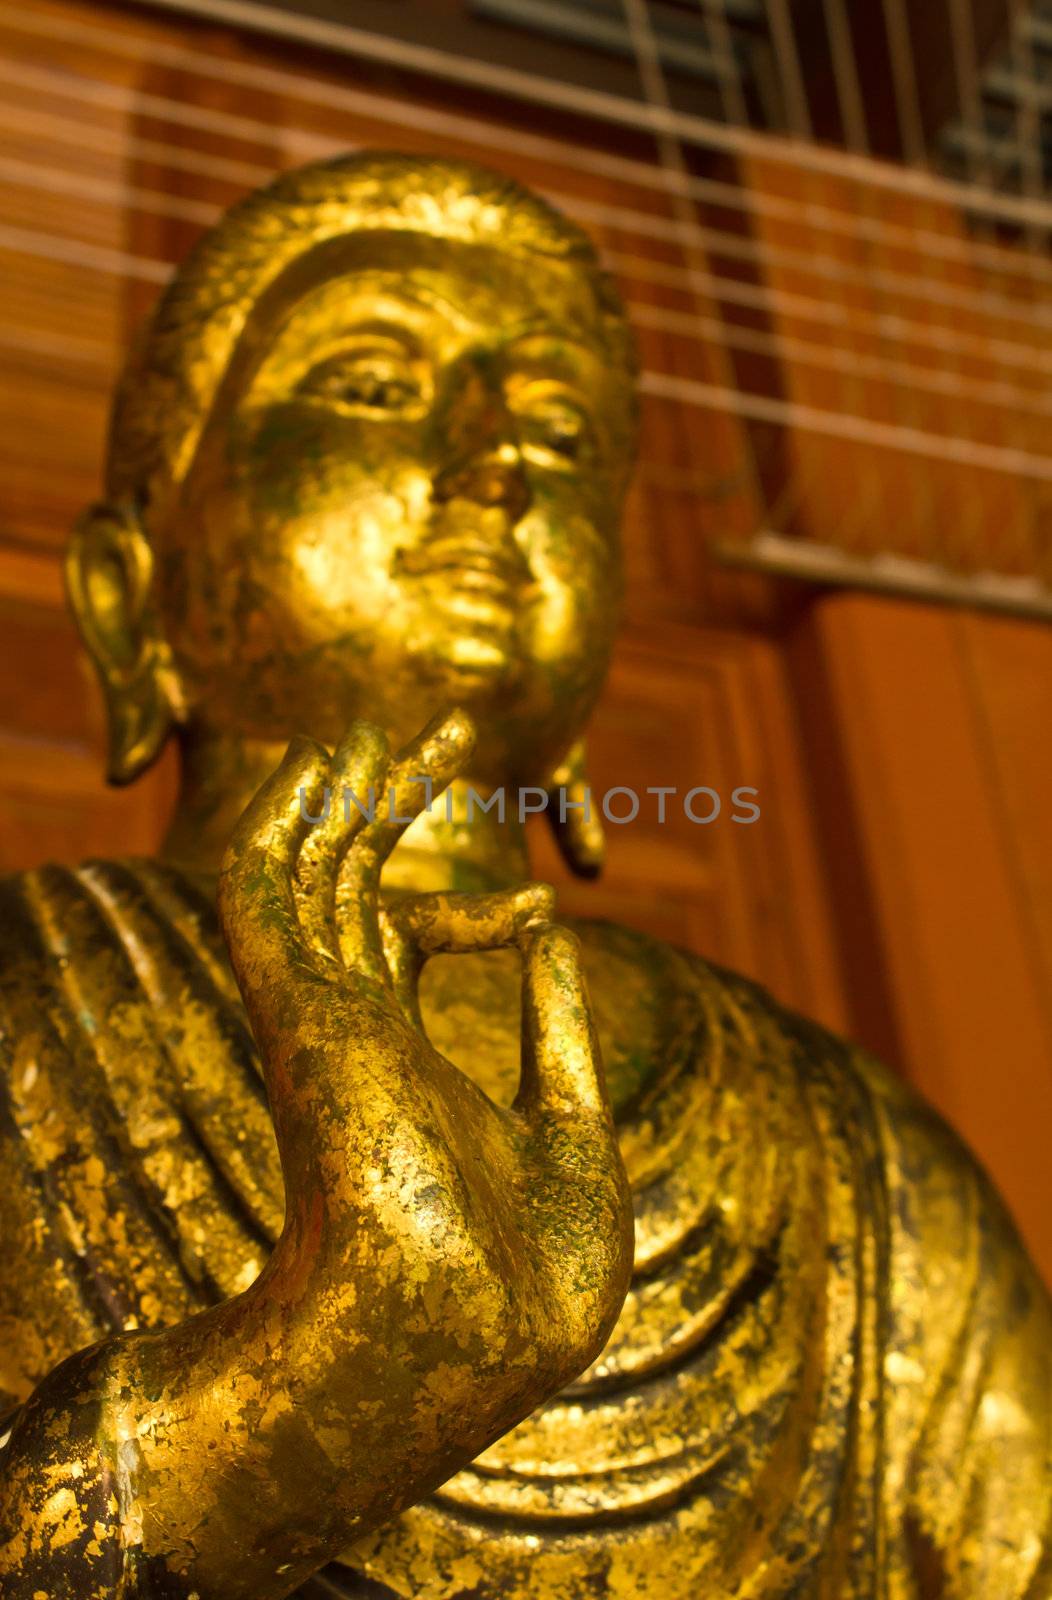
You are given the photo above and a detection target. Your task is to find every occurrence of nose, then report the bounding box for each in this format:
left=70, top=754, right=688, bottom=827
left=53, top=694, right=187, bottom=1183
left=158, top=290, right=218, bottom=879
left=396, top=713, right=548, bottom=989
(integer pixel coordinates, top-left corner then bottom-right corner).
left=432, top=366, right=531, bottom=526
left=433, top=442, right=531, bottom=525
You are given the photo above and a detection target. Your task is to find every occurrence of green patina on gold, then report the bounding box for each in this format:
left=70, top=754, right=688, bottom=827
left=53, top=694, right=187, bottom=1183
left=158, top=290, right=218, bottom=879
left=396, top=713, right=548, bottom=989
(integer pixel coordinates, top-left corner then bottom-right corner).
left=0, top=153, right=1048, bottom=1600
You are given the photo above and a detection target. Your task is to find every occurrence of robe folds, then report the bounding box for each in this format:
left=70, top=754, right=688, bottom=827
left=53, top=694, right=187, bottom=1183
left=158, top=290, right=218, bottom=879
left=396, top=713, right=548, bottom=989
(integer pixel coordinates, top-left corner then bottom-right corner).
left=0, top=858, right=1049, bottom=1599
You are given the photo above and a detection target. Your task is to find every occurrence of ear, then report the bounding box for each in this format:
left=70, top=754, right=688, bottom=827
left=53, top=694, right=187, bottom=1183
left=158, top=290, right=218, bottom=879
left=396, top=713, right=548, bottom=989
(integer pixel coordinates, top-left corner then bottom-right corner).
left=66, top=501, right=184, bottom=785
left=544, top=738, right=605, bottom=880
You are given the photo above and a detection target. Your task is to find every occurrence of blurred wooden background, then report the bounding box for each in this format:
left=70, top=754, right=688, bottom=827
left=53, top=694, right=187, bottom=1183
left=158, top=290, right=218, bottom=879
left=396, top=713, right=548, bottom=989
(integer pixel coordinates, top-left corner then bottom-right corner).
left=0, top=0, right=1050, bottom=1281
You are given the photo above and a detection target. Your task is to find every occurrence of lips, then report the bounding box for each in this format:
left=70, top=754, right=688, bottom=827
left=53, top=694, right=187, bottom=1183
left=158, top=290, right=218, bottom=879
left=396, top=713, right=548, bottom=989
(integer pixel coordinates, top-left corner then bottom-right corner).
left=395, top=518, right=534, bottom=603
left=393, top=493, right=536, bottom=611
left=409, top=536, right=528, bottom=587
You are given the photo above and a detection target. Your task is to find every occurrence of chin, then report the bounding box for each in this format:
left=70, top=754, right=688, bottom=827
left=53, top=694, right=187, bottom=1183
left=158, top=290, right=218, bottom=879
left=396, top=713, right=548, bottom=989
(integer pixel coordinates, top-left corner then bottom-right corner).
left=413, top=624, right=527, bottom=699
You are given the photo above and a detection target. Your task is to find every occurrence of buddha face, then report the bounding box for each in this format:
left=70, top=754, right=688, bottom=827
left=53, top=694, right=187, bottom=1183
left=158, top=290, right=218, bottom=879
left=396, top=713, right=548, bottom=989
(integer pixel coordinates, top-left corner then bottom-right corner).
left=154, top=232, right=632, bottom=785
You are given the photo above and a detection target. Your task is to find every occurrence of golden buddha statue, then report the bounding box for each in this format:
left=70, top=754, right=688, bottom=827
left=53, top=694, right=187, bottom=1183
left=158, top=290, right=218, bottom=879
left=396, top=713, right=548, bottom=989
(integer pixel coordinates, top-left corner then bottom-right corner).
left=0, top=153, right=1048, bottom=1600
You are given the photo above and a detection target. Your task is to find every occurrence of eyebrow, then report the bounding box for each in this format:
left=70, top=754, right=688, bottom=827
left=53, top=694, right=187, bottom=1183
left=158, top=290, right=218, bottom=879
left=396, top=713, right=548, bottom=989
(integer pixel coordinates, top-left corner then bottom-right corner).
left=266, top=309, right=432, bottom=380
left=334, top=279, right=478, bottom=333
left=320, top=320, right=425, bottom=353
left=501, top=328, right=603, bottom=369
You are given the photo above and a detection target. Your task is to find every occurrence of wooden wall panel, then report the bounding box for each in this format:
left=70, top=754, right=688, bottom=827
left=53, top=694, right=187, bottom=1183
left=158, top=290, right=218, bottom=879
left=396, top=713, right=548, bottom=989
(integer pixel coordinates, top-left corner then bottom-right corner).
left=790, top=592, right=1052, bottom=1282
left=0, top=0, right=804, bottom=920
left=736, top=153, right=1046, bottom=577
left=531, top=626, right=851, bottom=1037
left=0, top=0, right=1048, bottom=1286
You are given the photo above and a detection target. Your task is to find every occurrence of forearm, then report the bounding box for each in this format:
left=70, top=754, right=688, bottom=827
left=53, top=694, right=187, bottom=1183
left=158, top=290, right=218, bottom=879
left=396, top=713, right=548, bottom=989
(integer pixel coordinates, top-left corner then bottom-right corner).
left=0, top=719, right=632, bottom=1599
left=0, top=1249, right=444, bottom=1600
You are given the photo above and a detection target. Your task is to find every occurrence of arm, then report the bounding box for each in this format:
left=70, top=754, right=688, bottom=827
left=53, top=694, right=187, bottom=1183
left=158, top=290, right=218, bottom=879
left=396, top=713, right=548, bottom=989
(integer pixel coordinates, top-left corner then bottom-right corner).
left=0, top=710, right=633, bottom=1599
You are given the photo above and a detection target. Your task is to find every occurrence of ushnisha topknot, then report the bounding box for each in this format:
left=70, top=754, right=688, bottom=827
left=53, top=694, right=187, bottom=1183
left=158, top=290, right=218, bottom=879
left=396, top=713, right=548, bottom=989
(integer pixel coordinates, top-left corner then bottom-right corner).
left=105, top=151, right=637, bottom=525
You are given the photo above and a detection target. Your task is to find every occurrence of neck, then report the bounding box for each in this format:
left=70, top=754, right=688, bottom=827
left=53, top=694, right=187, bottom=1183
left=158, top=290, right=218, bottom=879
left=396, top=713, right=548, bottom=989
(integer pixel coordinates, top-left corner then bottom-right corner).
left=159, top=728, right=531, bottom=893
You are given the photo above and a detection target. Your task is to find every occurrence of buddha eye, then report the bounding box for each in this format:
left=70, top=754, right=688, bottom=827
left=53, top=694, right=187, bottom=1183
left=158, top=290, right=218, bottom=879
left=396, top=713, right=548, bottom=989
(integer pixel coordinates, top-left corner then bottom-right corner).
left=511, top=389, right=594, bottom=470
left=541, top=410, right=584, bottom=459
left=298, top=350, right=426, bottom=415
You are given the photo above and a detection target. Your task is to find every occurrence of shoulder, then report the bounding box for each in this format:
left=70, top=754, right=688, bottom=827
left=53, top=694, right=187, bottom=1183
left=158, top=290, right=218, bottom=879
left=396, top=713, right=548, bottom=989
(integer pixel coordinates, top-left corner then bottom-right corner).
left=849, top=1045, right=1052, bottom=1587
left=0, top=857, right=270, bottom=1405
left=0, top=856, right=220, bottom=978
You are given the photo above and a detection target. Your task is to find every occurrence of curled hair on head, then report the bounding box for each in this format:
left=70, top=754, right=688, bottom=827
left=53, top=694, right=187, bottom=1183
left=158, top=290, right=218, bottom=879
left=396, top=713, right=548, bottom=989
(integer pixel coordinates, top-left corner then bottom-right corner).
left=106, top=150, right=639, bottom=533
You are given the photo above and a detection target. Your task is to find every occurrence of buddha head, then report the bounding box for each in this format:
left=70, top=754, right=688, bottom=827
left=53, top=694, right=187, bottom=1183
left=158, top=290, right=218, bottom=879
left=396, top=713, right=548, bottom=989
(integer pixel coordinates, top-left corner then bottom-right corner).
left=67, top=152, right=638, bottom=847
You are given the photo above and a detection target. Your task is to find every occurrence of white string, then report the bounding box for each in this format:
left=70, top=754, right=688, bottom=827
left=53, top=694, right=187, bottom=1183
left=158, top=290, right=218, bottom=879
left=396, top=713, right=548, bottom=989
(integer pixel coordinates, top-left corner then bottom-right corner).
left=621, top=0, right=765, bottom=517
left=864, top=4, right=954, bottom=561
left=0, top=311, right=722, bottom=497
left=561, top=189, right=1052, bottom=336
left=946, top=0, right=994, bottom=189
left=0, top=215, right=1015, bottom=488
left=0, top=56, right=332, bottom=162
left=4, top=53, right=1052, bottom=340
left=8, top=174, right=1051, bottom=421
left=1006, top=0, right=1048, bottom=243
left=0, top=221, right=171, bottom=283
left=1000, top=8, right=1052, bottom=580
left=0, top=104, right=275, bottom=194
left=639, top=369, right=1052, bottom=484
left=762, top=0, right=812, bottom=137
left=698, top=0, right=748, bottom=126
left=7, top=137, right=1052, bottom=393
left=2, top=9, right=1052, bottom=291
left=631, top=284, right=1052, bottom=415
left=0, top=322, right=116, bottom=371
left=873, top=198, right=944, bottom=564
left=8, top=1, right=1052, bottom=233
left=948, top=0, right=1045, bottom=577
left=0, top=154, right=220, bottom=227
left=879, top=0, right=926, bottom=165
left=6, top=9, right=1052, bottom=511
left=0, top=71, right=1007, bottom=295
left=959, top=0, right=1048, bottom=576
left=820, top=0, right=869, bottom=153
left=7, top=84, right=1052, bottom=391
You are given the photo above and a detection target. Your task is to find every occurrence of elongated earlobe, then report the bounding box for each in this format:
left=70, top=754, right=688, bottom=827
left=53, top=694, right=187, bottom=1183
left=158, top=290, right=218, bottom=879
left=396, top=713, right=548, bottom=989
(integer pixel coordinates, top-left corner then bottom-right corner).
left=545, top=739, right=605, bottom=879
left=66, top=502, right=183, bottom=785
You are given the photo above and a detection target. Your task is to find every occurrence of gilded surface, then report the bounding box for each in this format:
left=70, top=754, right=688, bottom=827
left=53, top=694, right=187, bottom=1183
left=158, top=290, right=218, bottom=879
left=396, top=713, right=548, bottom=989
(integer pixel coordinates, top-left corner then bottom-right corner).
left=0, top=154, right=1048, bottom=1598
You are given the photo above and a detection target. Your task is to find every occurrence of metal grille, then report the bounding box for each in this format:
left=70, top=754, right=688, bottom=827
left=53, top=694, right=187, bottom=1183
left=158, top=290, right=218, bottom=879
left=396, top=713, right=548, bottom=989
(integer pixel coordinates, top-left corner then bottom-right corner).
left=3, top=0, right=1052, bottom=618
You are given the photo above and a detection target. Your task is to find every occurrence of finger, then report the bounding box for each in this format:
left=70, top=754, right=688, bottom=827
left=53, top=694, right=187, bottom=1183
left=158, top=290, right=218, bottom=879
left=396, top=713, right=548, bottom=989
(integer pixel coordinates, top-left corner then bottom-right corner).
left=295, top=722, right=390, bottom=966
left=386, top=883, right=555, bottom=955
left=218, top=735, right=331, bottom=996
left=515, top=924, right=610, bottom=1122
left=379, top=883, right=555, bottom=1021
left=360, top=707, right=476, bottom=866
left=338, top=709, right=476, bottom=979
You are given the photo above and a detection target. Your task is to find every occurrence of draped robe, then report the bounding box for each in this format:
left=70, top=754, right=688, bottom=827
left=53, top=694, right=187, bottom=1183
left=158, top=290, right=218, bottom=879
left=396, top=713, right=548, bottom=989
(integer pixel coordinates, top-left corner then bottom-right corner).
left=1, top=858, right=1049, bottom=1599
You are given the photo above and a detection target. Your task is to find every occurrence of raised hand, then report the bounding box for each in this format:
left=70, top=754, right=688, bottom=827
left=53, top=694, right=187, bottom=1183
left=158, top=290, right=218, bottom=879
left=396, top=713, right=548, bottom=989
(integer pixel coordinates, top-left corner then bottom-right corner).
left=213, top=708, right=634, bottom=1574
left=0, top=710, right=632, bottom=1600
